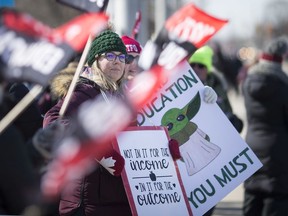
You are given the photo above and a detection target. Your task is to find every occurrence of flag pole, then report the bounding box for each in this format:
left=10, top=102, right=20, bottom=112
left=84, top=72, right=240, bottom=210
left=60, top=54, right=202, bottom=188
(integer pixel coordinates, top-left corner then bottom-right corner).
left=59, top=35, right=92, bottom=117
left=58, top=0, right=109, bottom=117
left=0, top=84, right=43, bottom=134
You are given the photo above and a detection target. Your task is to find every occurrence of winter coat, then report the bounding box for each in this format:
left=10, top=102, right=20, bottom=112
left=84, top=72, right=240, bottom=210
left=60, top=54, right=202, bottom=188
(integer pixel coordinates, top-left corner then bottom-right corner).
left=43, top=76, right=101, bottom=127
left=43, top=75, right=131, bottom=216
left=242, top=60, right=288, bottom=194
left=206, top=72, right=233, bottom=115
left=60, top=165, right=131, bottom=216
left=6, top=83, right=43, bottom=141
left=206, top=72, right=243, bottom=132
left=0, top=98, right=40, bottom=214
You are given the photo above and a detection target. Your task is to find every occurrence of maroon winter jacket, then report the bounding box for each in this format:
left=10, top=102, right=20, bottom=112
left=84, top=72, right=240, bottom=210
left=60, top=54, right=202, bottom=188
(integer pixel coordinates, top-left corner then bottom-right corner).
left=43, top=77, right=101, bottom=127
left=60, top=165, right=131, bottom=216
left=43, top=77, right=132, bottom=216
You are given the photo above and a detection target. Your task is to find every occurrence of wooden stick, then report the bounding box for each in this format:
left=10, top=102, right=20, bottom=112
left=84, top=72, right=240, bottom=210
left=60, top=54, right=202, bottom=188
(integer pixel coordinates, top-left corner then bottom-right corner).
left=59, top=35, right=93, bottom=117
left=0, top=84, right=43, bottom=134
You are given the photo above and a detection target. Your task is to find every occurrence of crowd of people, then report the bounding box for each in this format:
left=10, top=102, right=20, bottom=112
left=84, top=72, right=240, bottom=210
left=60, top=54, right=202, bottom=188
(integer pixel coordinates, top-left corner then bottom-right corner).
left=1, top=16, right=288, bottom=216
left=0, top=27, right=138, bottom=215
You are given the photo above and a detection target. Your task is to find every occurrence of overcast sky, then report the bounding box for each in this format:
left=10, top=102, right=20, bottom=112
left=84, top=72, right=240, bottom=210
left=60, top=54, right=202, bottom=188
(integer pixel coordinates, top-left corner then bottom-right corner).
left=188, top=0, right=273, bottom=40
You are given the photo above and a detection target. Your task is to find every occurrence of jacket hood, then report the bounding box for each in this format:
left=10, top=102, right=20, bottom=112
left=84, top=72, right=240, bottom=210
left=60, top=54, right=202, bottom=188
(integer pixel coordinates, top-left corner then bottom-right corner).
left=246, top=61, right=288, bottom=100
left=249, top=60, right=288, bottom=85
left=50, top=62, right=77, bottom=99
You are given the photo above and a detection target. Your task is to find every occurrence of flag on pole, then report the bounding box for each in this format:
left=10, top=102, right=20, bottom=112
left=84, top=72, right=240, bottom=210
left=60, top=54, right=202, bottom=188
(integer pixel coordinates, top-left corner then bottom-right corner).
left=131, top=10, right=141, bottom=39
left=0, top=8, right=108, bottom=86
left=56, top=0, right=109, bottom=12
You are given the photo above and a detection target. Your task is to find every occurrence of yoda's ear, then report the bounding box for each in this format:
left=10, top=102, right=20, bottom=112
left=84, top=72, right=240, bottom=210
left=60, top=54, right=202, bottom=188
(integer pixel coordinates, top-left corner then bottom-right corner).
left=182, top=91, right=201, bottom=120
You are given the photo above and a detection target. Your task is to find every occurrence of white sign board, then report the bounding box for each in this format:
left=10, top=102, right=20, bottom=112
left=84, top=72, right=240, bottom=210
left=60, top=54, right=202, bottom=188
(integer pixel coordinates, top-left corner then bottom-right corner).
left=113, top=126, right=193, bottom=216
left=137, top=61, right=262, bottom=215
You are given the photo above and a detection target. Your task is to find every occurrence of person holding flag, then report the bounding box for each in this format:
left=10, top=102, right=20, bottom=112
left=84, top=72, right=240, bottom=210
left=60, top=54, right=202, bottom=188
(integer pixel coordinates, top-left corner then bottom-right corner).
left=37, top=4, right=228, bottom=215
left=43, top=28, right=133, bottom=216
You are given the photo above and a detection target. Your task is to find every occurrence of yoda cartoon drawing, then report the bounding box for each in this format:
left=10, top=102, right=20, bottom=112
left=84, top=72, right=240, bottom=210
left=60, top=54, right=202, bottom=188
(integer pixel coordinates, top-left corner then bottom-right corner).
left=161, top=91, right=221, bottom=176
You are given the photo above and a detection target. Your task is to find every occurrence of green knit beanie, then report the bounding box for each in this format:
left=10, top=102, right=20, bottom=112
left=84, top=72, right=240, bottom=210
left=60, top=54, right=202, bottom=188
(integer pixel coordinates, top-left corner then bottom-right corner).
left=189, top=45, right=214, bottom=72
left=87, top=30, right=127, bottom=66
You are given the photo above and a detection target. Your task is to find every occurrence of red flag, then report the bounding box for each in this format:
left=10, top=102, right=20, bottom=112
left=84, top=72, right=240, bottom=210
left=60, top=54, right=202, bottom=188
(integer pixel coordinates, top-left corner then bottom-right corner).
left=3, top=8, right=53, bottom=39
left=53, top=12, right=109, bottom=52
left=129, top=3, right=228, bottom=111
left=165, top=3, right=228, bottom=48
left=131, top=10, right=141, bottom=39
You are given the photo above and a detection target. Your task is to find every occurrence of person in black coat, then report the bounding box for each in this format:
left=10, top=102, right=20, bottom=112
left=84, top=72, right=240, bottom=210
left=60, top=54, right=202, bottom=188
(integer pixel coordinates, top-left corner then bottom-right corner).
left=242, top=36, right=288, bottom=216
left=5, top=82, right=43, bottom=142
left=0, top=81, right=41, bottom=214
left=0, top=75, right=59, bottom=215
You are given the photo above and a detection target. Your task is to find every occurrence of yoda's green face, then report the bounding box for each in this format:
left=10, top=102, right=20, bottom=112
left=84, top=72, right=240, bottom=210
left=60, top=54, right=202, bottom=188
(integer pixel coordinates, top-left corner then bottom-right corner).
left=161, top=91, right=201, bottom=137
left=161, top=108, right=189, bottom=136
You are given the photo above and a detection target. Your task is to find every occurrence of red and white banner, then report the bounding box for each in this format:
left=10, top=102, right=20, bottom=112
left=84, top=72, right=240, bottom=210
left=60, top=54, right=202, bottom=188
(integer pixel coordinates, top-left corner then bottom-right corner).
left=165, top=3, right=228, bottom=48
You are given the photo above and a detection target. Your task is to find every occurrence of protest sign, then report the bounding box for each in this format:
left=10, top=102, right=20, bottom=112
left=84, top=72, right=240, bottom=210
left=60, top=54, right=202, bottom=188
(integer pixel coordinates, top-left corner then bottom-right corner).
left=137, top=61, right=262, bottom=215
left=113, top=126, right=193, bottom=216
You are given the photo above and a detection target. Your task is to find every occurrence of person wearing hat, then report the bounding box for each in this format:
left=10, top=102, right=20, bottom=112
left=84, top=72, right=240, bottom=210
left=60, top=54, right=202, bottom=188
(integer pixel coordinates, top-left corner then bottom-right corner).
left=242, top=36, right=288, bottom=216
left=0, top=81, right=42, bottom=215
left=43, top=29, right=132, bottom=216
left=189, top=45, right=243, bottom=134
left=121, top=35, right=142, bottom=82
left=44, top=29, right=128, bottom=126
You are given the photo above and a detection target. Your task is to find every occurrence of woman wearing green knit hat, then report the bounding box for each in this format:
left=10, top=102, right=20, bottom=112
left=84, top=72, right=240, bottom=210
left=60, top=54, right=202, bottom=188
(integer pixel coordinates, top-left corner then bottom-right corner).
left=44, top=29, right=133, bottom=216
left=84, top=29, right=127, bottom=92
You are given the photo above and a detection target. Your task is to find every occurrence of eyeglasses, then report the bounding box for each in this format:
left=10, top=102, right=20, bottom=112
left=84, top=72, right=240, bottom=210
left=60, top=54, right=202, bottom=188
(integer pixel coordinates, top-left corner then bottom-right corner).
left=125, top=54, right=139, bottom=64
left=100, top=52, right=126, bottom=63
left=190, top=63, right=206, bottom=69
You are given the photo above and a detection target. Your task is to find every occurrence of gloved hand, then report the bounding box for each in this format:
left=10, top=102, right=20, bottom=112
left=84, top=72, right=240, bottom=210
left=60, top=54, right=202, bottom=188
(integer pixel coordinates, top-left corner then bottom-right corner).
left=32, top=120, right=66, bottom=160
left=168, top=139, right=181, bottom=160
left=203, top=86, right=217, bottom=104
left=97, top=149, right=125, bottom=176
left=228, top=113, right=243, bottom=133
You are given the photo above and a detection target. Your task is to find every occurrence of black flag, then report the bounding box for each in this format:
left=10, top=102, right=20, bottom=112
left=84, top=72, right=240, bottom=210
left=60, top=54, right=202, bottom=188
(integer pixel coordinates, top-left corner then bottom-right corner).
left=0, top=9, right=75, bottom=86
left=56, top=0, right=109, bottom=12
left=0, top=8, right=108, bottom=86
